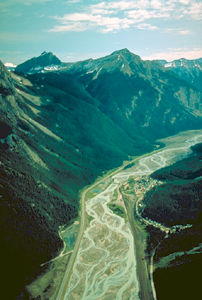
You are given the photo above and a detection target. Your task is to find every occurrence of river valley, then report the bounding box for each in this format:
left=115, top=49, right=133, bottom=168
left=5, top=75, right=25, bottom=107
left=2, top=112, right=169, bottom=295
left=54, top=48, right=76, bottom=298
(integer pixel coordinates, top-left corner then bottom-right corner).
left=58, top=130, right=202, bottom=300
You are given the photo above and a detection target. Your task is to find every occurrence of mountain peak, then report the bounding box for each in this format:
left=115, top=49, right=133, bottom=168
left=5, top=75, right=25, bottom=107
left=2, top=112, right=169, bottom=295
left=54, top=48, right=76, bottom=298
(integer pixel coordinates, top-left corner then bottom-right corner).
left=111, top=48, right=131, bottom=56
left=111, top=48, right=141, bottom=62
left=41, top=51, right=49, bottom=56
left=40, top=51, right=54, bottom=57
left=15, top=52, right=62, bottom=74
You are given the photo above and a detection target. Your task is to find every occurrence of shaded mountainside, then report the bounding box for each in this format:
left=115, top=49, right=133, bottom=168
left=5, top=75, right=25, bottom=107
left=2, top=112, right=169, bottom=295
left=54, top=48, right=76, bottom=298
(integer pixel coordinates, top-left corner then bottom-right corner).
left=142, top=143, right=202, bottom=226
left=60, top=48, right=202, bottom=130
left=0, top=63, right=77, bottom=298
left=0, top=57, right=152, bottom=298
left=142, top=143, right=202, bottom=300
left=0, top=49, right=202, bottom=298
left=154, top=253, right=202, bottom=300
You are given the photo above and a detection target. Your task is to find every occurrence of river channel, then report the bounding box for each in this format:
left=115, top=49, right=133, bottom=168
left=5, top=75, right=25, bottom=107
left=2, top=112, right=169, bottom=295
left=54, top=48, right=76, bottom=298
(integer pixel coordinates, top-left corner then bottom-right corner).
left=63, top=130, right=202, bottom=300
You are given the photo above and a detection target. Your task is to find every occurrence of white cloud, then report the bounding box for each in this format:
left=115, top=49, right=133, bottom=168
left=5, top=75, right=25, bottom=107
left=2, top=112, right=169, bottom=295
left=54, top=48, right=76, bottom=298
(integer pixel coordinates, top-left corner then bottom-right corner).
left=143, top=48, right=202, bottom=61
left=51, top=13, right=138, bottom=33
left=136, top=23, right=158, bottom=30
left=49, top=0, right=201, bottom=33
left=165, top=28, right=191, bottom=35
left=178, top=0, right=190, bottom=4
left=182, top=2, right=202, bottom=20
left=50, top=23, right=88, bottom=32
left=126, top=9, right=170, bottom=23
left=150, top=0, right=162, bottom=9
left=179, top=30, right=191, bottom=35
left=55, top=13, right=96, bottom=22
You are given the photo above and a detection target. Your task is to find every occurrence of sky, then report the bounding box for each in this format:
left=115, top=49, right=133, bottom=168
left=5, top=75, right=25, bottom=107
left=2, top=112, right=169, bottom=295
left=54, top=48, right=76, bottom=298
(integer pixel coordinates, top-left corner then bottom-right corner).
left=0, top=0, right=202, bottom=64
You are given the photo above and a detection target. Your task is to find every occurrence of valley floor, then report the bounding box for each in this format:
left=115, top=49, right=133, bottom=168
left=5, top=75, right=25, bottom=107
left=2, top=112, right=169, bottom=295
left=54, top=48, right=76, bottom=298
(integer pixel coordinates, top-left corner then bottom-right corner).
left=29, top=130, right=202, bottom=300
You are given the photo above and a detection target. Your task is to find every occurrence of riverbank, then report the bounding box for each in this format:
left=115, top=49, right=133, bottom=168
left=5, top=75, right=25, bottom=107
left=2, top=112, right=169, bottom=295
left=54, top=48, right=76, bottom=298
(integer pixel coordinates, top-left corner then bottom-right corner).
left=118, top=130, right=202, bottom=300
left=123, top=193, right=153, bottom=300
left=27, top=130, right=202, bottom=299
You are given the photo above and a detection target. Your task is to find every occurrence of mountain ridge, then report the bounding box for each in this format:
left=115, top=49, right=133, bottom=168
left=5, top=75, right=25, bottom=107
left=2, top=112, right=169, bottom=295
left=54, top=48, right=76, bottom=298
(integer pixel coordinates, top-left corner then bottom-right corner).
left=13, top=49, right=202, bottom=93
left=157, top=57, right=202, bottom=91
left=15, top=51, right=62, bottom=74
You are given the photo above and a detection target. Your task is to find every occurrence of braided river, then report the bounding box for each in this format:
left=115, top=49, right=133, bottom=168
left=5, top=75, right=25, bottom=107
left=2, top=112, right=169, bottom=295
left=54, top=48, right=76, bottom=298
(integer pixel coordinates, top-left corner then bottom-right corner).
left=62, top=130, right=202, bottom=300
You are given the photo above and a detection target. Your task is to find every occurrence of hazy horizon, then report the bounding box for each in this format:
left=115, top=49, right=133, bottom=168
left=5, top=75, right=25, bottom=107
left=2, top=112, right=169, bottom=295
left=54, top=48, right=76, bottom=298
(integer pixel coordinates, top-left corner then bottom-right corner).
left=1, top=0, right=202, bottom=64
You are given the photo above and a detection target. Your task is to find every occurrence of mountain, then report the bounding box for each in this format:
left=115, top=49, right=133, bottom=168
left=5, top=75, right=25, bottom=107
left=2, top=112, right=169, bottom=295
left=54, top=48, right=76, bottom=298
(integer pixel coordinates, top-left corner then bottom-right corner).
left=143, top=148, right=202, bottom=226
left=164, top=58, right=202, bottom=69
left=0, top=61, right=68, bottom=298
left=0, top=56, right=152, bottom=298
left=59, top=48, right=202, bottom=131
left=142, top=143, right=202, bottom=300
left=157, top=57, right=202, bottom=91
left=15, top=51, right=62, bottom=74
left=0, top=49, right=202, bottom=298
left=0, top=61, right=15, bottom=96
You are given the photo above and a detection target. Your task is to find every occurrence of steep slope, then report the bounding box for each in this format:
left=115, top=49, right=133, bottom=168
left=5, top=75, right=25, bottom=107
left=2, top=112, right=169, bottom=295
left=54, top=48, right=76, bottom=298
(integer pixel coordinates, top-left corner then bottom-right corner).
left=0, top=62, right=75, bottom=298
left=142, top=155, right=202, bottom=226
left=0, top=61, right=15, bottom=96
left=0, top=59, right=151, bottom=298
left=142, top=143, right=202, bottom=300
left=15, top=51, right=62, bottom=74
left=61, top=49, right=202, bottom=136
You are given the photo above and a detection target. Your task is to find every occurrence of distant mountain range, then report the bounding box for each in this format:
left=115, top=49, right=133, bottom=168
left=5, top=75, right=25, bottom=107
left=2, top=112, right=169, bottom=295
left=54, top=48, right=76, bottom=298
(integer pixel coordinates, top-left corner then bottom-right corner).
left=157, top=57, right=202, bottom=91
left=0, top=49, right=202, bottom=298
left=6, top=50, right=202, bottom=93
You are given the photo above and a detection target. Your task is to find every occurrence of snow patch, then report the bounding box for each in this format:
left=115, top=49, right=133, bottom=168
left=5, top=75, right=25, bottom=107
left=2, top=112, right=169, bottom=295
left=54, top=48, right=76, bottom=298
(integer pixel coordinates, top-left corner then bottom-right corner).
left=44, top=65, right=60, bottom=71
left=27, top=64, right=62, bottom=74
